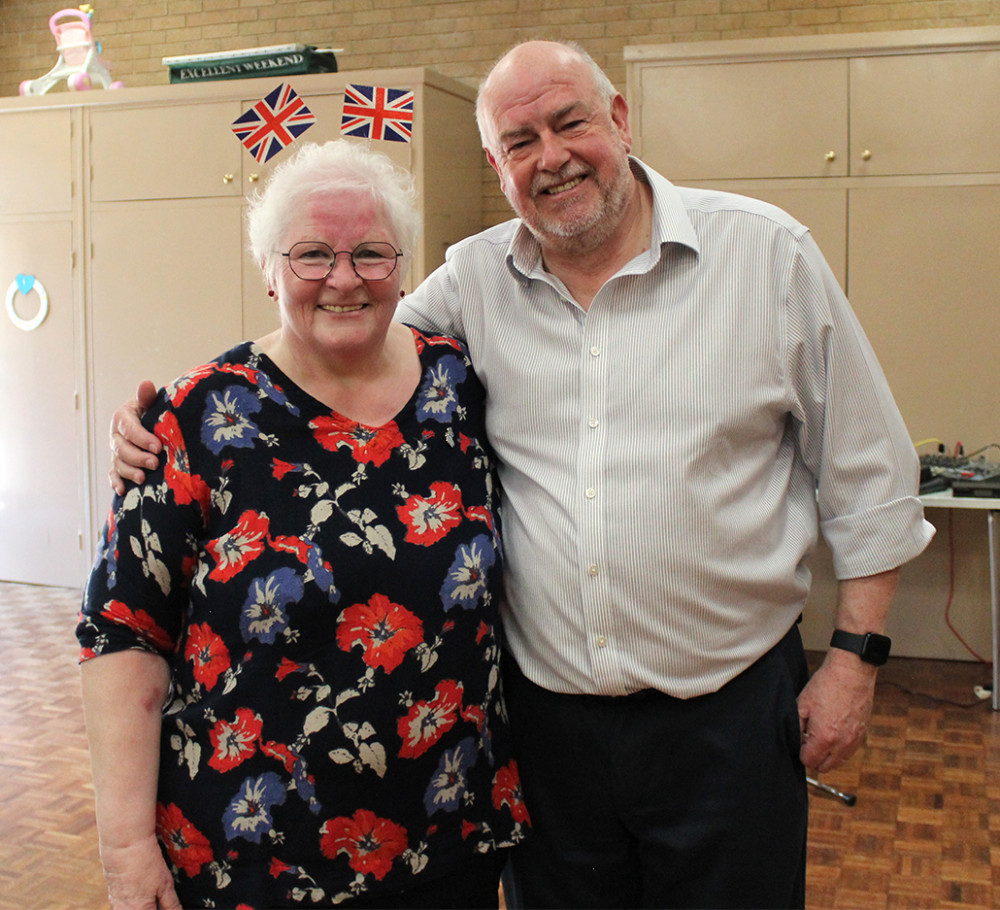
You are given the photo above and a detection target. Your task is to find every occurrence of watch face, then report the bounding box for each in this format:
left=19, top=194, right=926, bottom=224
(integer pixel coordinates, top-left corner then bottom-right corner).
left=863, top=633, right=891, bottom=666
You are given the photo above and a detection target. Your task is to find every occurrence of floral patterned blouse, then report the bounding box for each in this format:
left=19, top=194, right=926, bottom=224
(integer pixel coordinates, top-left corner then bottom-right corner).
left=77, top=330, right=528, bottom=908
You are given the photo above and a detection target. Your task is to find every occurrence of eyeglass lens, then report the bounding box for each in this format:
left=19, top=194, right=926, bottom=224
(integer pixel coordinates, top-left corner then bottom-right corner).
left=285, top=241, right=400, bottom=281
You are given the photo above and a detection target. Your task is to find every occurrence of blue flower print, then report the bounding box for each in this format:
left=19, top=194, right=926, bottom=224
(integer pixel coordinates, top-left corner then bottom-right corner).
left=239, top=568, right=304, bottom=644
left=290, top=751, right=321, bottom=815
left=423, top=737, right=476, bottom=815
left=223, top=771, right=287, bottom=843
left=440, top=534, right=495, bottom=611
left=255, top=370, right=300, bottom=417
left=416, top=355, right=466, bottom=424
left=201, top=385, right=263, bottom=454
left=305, top=541, right=340, bottom=604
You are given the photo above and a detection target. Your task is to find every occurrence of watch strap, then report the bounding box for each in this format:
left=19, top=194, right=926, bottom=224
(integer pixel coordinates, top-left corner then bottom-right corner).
left=830, top=629, right=891, bottom=666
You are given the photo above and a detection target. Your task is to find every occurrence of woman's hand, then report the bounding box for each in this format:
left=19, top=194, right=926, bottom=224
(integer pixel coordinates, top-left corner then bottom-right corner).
left=108, top=380, right=161, bottom=494
left=101, top=835, right=181, bottom=909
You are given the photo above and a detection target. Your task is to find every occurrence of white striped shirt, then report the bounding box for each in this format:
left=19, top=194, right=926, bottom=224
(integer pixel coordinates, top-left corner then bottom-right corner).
left=397, top=159, right=934, bottom=698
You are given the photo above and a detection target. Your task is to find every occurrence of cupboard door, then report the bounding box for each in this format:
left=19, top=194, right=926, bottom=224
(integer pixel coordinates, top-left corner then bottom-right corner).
left=90, top=101, right=244, bottom=201
left=87, top=199, right=245, bottom=533
left=0, top=109, right=73, bottom=214
left=0, top=220, right=87, bottom=586
left=633, top=58, right=848, bottom=180
left=847, top=185, right=1000, bottom=444
left=850, top=51, right=1000, bottom=176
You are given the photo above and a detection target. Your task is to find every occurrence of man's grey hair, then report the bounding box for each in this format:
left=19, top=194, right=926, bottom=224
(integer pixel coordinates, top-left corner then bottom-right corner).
left=475, top=40, right=618, bottom=152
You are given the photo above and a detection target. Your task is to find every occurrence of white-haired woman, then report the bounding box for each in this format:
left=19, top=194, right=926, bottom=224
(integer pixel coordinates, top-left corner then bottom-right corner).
left=78, top=141, right=528, bottom=909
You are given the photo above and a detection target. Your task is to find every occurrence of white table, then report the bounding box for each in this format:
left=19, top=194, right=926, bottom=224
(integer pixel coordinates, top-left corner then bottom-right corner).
left=919, top=489, right=1000, bottom=710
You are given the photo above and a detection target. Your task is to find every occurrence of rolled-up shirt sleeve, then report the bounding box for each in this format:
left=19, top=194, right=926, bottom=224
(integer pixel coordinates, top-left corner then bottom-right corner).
left=786, top=233, right=935, bottom=579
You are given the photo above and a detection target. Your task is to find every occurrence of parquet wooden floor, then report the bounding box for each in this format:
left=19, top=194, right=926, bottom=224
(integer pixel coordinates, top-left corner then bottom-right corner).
left=1, top=580, right=998, bottom=909
left=0, top=582, right=106, bottom=910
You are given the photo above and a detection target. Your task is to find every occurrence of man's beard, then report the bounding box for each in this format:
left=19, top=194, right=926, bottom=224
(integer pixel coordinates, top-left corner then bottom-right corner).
left=514, top=156, right=635, bottom=253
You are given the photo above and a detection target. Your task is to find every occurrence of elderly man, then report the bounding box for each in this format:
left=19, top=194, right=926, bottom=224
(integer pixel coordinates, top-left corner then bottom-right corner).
left=110, top=41, right=933, bottom=909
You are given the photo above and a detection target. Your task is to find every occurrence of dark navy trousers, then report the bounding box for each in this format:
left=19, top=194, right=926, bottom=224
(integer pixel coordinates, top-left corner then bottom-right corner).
left=502, top=625, right=809, bottom=909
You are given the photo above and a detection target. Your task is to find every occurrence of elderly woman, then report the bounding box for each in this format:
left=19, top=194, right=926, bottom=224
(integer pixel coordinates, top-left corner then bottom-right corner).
left=77, top=141, right=528, bottom=910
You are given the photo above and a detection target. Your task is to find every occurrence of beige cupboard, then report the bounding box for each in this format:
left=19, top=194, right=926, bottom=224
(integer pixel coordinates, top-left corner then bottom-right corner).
left=626, top=27, right=1000, bottom=660
left=0, top=107, right=89, bottom=587
left=0, top=67, right=483, bottom=586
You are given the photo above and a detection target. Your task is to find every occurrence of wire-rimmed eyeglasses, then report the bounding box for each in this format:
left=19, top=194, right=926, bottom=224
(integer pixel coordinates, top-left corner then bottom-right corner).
left=280, top=240, right=403, bottom=281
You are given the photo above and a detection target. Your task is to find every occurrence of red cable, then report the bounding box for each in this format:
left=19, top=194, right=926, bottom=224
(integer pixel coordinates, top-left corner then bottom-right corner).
left=943, top=510, right=990, bottom=664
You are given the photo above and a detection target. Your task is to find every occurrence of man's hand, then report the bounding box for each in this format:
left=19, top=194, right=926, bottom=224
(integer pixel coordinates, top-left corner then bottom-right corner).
left=101, top=835, right=181, bottom=910
left=796, top=646, right=877, bottom=774
left=109, top=381, right=161, bottom=495
left=798, top=568, right=899, bottom=773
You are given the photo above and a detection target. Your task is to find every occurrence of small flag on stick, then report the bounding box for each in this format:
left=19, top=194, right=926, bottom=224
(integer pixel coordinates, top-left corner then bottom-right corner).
left=340, top=84, right=414, bottom=143
left=232, top=83, right=316, bottom=163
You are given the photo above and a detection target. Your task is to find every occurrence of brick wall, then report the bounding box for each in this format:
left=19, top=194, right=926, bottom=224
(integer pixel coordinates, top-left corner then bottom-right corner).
left=4, top=0, right=999, bottom=226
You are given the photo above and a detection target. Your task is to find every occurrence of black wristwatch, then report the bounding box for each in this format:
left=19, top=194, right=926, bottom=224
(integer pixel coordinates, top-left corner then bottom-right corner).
left=829, top=630, right=892, bottom=666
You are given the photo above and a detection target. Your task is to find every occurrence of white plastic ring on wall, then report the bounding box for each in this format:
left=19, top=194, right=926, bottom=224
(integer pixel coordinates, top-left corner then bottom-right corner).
left=5, top=274, right=49, bottom=332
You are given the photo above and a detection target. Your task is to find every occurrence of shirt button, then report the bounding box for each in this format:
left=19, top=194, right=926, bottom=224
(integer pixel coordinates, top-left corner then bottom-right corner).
left=596, top=635, right=608, bottom=648
left=585, top=488, right=597, bottom=499
left=590, top=345, right=601, bottom=357
left=588, top=564, right=600, bottom=576
left=588, top=417, right=599, bottom=429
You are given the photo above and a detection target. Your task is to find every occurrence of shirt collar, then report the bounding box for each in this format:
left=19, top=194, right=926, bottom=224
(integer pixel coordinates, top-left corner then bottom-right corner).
left=506, top=156, right=701, bottom=280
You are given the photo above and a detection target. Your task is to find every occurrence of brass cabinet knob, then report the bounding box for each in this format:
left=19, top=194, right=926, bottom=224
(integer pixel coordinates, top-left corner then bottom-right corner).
left=861, top=149, right=872, bottom=161
left=223, top=173, right=235, bottom=184
left=249, top=173, right=259, bottom=183
left=825, top=151, right=836, bottom=162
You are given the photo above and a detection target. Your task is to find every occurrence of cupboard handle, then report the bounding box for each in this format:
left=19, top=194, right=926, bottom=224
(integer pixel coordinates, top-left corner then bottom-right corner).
left=825, top=151, right=836, bottom=162
left=223, top=173, right=235, bottom=184
left=249, top=173, right=260, bottom=183
left=861, top=149, right=872, bottom=161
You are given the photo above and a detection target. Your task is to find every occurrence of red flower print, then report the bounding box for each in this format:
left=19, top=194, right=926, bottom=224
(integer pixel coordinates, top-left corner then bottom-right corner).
left=276, top=657, right=304, bottom=681
left=492, top=760, right=530, bottom=824
left=208, top=707, right=263, bottom=772
left=220, top=362, right=258, bottom=383
left=396, top=482, right=464, bottom=546
left=310, top=414, right=404, bottom=467
left=100, top=599, right=174, bottom=652
left=269, top=856, right=293, bottom=877
left=206, top=510, right=270, bottom=582
left=336, top=594, right=424, bottom=674
left=184, top=622, right=231, bottom=690
left=319, top=809, right=408, bottom=881
left=156, top=802, right=213, bottom=877
left=270, top=534, right=310, bottom=563
left=155, top=411, right=211, bottom=516
left=462, top=703, right=486, bottom=733
left=464, top=504, right=495, bottom=533
left=166, top=363, right=217, bottom=407
left=271, top=458, right=300, bottom=480
left=397, top=679, right=464, bottom=759
left=262, top=740, right=296, bottom=774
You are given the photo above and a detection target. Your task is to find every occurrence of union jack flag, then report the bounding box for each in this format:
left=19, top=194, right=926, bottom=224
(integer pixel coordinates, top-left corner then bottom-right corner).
left=232, top=83, right=315, bottom=163
left=340, top=84, right=414, bottom=143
